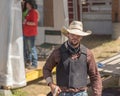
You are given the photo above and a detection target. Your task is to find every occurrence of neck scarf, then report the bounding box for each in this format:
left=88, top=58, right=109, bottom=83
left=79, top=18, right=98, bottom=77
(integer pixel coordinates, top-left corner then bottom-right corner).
left=67, top=41, right=80, bottom=55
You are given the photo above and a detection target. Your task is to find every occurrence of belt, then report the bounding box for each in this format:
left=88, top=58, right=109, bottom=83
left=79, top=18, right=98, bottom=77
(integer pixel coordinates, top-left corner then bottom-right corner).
left=60, top=87, right=87, bottom=93
left=62, top=90, right=85, bottom=93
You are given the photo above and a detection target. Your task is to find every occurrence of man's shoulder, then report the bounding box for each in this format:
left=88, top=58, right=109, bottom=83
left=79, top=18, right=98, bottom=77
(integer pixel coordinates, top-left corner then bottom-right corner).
left=52, top=46, right=61, bottom=54
left=86, top=48, right=93, bottom=57
left=80, top=44, right=88, bottom=55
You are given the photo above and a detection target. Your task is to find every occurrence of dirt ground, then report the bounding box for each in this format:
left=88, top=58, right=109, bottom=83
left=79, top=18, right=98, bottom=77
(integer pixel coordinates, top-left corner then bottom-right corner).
left=21, top=60, right=57, bottom=96
left=21, top=71, right=56, bottom=96
left=21, top=77, right=50, bottom=96
left=21, top=61, right=50, bottom=96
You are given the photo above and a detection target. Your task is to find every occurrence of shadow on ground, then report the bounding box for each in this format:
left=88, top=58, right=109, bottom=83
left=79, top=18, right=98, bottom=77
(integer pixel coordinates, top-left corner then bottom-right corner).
left=82, top=35, right=112, bottom=49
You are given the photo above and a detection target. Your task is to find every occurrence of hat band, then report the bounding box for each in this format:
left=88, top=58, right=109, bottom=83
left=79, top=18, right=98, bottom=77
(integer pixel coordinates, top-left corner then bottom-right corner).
left=69, top=27, right=83, bottom=31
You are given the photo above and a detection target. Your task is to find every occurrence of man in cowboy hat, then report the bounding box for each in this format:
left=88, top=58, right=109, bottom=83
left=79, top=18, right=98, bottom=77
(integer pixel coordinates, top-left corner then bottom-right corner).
left=43, top=21, right=102, bottom=96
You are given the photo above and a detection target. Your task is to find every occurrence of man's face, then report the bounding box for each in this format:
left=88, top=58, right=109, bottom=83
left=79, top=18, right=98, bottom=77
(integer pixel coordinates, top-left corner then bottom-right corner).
left=67, top=33, right=82, bottom=47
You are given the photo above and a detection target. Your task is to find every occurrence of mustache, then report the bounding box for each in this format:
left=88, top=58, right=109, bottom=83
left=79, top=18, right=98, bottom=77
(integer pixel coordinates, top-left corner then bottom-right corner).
left=71, top=39, right=79, bottom=41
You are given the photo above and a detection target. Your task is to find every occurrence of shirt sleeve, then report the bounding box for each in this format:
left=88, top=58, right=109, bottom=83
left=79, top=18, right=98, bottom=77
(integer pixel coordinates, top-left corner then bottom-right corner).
left=43, top=48, right=60, bottom=84
left=87, top=49, right=102, bottom=96
left=25, top=10, right=38, bottom=26
left=31, top=10, right=38, bottom=25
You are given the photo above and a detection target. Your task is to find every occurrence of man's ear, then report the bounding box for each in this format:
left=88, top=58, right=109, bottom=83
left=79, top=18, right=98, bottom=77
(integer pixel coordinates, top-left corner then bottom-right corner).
left=80, top=36, right=83, bottom=40
left=66, top=33, right=69, bottom=37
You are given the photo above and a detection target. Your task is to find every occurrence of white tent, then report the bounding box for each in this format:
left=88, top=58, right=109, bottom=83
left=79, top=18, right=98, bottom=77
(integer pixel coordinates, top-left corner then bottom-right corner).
left=0, top=0, right=26, bottom=88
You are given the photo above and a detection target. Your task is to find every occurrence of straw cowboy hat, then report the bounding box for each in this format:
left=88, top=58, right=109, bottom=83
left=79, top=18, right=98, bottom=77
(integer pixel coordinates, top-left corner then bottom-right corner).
left=61, top=21, right=92, bottom=36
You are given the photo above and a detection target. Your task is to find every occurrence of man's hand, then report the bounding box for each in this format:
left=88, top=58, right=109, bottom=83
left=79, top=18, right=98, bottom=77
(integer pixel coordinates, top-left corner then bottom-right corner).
left=49, top=83, right=61, bottom=96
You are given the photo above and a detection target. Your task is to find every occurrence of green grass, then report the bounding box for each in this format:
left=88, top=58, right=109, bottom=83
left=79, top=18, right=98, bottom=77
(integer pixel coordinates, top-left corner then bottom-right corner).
left=11, top=89, right=28, bottom=96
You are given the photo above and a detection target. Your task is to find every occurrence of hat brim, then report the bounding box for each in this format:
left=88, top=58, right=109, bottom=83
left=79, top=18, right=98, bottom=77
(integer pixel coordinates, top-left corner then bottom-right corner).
left=61, top=26, right=92, bottom=36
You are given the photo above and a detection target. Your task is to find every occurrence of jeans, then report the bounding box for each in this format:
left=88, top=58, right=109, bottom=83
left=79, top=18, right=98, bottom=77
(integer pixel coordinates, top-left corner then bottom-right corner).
left=59, top=91, right=88, bottom=96
left=23, top=36, right=38, bottom=67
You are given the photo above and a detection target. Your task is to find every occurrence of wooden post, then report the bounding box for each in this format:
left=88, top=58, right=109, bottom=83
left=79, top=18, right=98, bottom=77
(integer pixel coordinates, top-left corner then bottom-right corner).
left=112, top=0, right=120, bottom=39
left=112, top=0, right=119, bottom=22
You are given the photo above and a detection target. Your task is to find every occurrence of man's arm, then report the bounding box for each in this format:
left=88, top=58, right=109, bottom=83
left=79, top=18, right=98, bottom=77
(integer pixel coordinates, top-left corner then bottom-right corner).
left=43, top=48, right=61, bottom=94
left=43, top=50, right=57, bottom=85
left=43, top=48, right=61, bottom=84
left=87, top=49, right=102, bottom=96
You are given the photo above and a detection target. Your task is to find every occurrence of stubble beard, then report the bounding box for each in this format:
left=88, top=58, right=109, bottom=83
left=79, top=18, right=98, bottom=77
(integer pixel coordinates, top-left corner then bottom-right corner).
left=70, top=40, right=80, bottom=47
